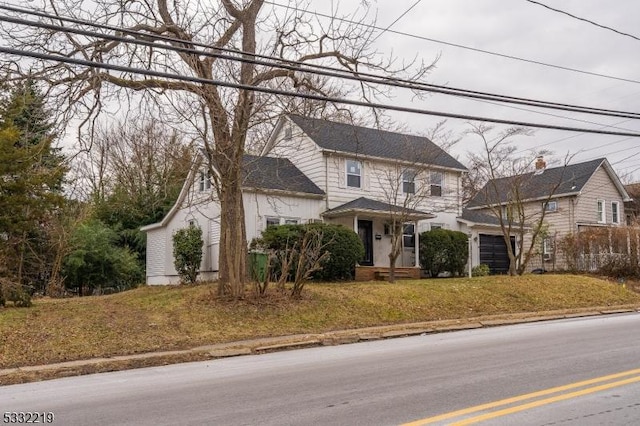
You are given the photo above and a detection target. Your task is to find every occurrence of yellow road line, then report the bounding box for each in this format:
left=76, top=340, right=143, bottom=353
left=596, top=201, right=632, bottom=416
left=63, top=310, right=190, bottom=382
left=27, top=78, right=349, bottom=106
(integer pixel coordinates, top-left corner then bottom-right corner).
left=452, top=374, right=640, bottom=425
left=401, top=367, right=640, bottom=426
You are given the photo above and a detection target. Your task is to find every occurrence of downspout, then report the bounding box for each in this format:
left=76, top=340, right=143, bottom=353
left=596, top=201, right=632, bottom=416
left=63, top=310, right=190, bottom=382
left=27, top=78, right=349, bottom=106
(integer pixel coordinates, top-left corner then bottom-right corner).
left=325, top=153, right=330, bottom=210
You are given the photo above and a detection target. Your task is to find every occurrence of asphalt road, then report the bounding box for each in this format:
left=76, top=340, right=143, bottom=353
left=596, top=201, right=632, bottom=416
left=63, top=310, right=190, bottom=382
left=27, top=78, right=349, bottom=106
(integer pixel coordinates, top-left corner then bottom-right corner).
left=1, top=313, right=640, bottom=425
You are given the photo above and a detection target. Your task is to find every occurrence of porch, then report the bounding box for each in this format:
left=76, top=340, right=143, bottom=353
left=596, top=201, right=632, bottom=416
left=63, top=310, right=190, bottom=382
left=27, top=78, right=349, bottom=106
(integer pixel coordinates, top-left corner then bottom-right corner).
left=322, top=197, right=435, bottom=274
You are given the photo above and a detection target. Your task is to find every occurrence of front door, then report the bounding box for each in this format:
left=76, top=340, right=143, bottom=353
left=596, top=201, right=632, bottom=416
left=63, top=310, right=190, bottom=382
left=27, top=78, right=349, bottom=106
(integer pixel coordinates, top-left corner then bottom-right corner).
left=358, top=220, right=374, bottom=266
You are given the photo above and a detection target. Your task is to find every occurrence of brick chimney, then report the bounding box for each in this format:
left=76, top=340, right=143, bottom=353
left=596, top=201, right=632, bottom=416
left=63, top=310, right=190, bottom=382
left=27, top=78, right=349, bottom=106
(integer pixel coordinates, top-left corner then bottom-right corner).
left=535, top=156, right=546, bottom=170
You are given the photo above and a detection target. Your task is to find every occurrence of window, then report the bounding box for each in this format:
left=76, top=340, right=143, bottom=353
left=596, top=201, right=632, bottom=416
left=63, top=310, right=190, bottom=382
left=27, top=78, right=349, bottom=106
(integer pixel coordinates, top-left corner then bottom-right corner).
left=199, top=171, right=211, bottom=192
left=284, top=218, right=299, bottom=225
left=543, top=237, right=554, bottom=259
left=266, top=217, right=280, bottom=228
left=402, top=169, right=416, bottom=194
left=597, top=200, right=605, bottom=223
left=430, top=171, right=443, bottom=196
left=543, top=200, right=558, bottom=212
left=403, top=223, right=415, bottom=248
left=346, top=159, right=362, bottom=188
left=612, top=201, right=620, bottom=224
left=430, top=223, right=444, bottom=230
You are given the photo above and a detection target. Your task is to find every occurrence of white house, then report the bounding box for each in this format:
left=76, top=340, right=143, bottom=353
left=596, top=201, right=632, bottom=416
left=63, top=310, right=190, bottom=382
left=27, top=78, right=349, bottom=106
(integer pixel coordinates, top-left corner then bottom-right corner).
left=142, top=115, right=468, bottom=284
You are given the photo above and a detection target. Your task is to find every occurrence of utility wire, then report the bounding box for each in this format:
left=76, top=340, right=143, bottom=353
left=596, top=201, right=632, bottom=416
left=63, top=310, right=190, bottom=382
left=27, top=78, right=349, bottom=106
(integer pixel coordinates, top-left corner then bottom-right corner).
left=3, top=6, right=640, bottom=121
left=370, top=0, right=422, bottom=43
left=525, top=0, right=640, bottom=42
left=3, top=45, right=640, bottom=139
left=265, top=1, right=640, bottom=85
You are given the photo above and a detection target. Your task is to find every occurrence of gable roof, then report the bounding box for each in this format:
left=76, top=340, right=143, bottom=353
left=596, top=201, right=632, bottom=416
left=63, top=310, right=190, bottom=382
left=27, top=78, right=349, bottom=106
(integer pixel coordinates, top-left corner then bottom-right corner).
left=322, top=197, right=434, bottom=220
left=141, top=154, right=323, bottom=232
left=467, top=158, right=630, bottom=209
left=287, top=115, right=467, bottom=171
left=242, top=154, right=324, bottom=195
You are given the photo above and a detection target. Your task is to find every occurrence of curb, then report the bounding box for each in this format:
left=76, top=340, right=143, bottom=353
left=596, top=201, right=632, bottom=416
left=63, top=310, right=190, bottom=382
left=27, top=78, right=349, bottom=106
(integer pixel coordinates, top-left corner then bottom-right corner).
left=1, top=306, right=638, bottom=385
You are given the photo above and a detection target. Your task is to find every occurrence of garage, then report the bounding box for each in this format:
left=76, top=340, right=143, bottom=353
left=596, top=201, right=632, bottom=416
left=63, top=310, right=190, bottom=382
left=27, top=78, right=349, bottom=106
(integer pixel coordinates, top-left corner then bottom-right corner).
left=479, top=234, right=515, bottom=274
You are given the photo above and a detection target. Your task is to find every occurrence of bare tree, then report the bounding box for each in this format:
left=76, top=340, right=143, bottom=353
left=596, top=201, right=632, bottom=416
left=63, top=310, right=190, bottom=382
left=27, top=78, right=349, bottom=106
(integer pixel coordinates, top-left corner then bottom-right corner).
left=465, top=123, right=570, bottom=275
left=1, top=1, right=435, bottom=298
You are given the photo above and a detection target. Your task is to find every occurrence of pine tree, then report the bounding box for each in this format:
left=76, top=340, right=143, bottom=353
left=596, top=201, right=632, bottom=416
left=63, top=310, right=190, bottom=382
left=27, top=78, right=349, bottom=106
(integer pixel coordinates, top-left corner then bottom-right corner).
left=0, top=80, right=67, bottom=290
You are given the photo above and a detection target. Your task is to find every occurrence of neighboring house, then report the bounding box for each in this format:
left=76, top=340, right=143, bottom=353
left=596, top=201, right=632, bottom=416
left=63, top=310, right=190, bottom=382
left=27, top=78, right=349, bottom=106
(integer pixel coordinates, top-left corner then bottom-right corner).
left=460, top=157, right=631, bottom=273
left=142, top=115, right=467, bottom=284
left=624, top=182, right=640, bottom=225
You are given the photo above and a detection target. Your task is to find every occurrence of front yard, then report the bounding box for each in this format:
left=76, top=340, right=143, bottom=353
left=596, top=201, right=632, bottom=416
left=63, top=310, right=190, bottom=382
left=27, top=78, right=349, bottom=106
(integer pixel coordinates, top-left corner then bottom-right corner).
left=1, top=274, right=639, bottom=369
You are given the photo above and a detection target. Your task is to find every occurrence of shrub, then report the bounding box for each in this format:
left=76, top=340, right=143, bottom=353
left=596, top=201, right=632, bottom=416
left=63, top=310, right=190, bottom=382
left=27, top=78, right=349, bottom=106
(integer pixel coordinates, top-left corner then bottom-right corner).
left=63, top=219, right=143, bottom=295
left=472, top=264, right=490, bottom=277
left=254, top=223, right=364, bottom=281
left=0, top=279, right=32, bottom=307
left=172, top=225, right=203, bottom=284
left=419, top=229, right=469, bottom=277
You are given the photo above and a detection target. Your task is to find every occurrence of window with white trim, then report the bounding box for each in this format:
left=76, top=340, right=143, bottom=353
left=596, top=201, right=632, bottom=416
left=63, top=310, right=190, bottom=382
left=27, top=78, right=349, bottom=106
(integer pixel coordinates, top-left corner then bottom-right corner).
left=402, top=169, right=416, bottom=194
left=346, top=159, right=362, bottom=188
left=403, top=223, right=415, bottom=248
left=266, top=217, right=280, bottom=228
left=543, top=200, right=558, bottom=212
left=430, top=171, right=443, bottom=196
left=612, top=201, right=620, bottom=224
left=199, top=171, right=211, bottom=192
left=597, top=200, right=605, bottom=223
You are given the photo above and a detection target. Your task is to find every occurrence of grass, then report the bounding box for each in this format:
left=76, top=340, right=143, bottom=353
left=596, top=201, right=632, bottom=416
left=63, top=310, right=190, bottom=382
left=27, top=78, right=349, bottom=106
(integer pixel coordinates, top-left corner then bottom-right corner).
left=1, top=274, right=639, bottom=369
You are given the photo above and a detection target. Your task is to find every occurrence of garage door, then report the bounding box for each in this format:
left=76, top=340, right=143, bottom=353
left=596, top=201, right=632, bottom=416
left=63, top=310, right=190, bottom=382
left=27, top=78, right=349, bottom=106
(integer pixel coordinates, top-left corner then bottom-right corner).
left=479, top=234, right=515, bottom=274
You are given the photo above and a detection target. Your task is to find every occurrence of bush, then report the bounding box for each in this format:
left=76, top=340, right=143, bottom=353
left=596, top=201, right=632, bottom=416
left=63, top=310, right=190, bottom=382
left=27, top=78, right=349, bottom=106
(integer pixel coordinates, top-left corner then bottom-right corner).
left=172, top=225, right=203, bottom=284
left=0, top=279, right=32, bottom=307
left=472, top=264, right=490, bottom=277
left=419, top=229, right=468, bottom=277
left=63, top=219, right=143, bottom=295
left=254, top=223, right=364, bottom=281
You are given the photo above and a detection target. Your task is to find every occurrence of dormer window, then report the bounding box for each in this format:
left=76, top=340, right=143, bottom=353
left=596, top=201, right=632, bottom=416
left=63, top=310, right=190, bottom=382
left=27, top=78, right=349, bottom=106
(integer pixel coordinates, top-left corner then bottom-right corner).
left=346, top=159, right=362, bottom=188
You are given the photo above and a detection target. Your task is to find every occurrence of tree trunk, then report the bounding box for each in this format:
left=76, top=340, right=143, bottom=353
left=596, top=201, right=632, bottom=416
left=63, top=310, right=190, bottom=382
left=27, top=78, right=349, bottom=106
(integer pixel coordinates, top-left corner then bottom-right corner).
left=217, top=175, right=247, bottom=299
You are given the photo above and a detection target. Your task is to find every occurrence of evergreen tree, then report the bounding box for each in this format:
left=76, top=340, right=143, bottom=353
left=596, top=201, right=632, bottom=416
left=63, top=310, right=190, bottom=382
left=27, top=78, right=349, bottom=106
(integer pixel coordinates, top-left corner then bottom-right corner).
left=0, top=80, right=67, bottom=290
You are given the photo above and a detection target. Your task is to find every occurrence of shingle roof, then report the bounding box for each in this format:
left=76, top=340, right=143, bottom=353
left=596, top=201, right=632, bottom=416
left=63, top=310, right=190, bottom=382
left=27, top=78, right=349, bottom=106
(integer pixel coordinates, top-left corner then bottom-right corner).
left=288, top=115, right=467, bottom=171
left=458, top=209, right=503, bottom=226
left=467, top=158, right=607, bottom=208
left=322, top=197, right=433, bottom=218
left=242, top=154, right=324, bottom=195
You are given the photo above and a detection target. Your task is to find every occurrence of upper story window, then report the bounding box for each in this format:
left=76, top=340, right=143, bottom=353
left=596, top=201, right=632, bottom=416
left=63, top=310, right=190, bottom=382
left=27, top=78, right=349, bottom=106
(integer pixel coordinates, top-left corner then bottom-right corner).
left=430, top=171, right=443, bottom=196
left=597, top=200, right=605, bottom=223
left=402, top=169, right=416, bottom=194
left=612, top=201, right=620, bottom=224
left=199, top=171, right=211, bottom=192
left=346, top=159, right=362, bottom=188
left=543, top=200, right=558, bottom=212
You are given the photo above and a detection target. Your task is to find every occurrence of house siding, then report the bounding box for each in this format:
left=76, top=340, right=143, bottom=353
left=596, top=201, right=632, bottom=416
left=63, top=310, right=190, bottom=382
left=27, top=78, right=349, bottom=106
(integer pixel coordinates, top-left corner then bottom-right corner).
left=265, top=119, right=327, bottom=193
left=575, top=166, right=625, bottom=227
left=146, top=228, right=166, bottom=280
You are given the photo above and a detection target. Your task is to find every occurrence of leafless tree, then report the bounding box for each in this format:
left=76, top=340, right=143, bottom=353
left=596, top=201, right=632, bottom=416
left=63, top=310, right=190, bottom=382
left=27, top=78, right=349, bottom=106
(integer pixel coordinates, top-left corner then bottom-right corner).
left=1, top=0, right=435, bottom=298
left=465, top=123, right=571, bottom=275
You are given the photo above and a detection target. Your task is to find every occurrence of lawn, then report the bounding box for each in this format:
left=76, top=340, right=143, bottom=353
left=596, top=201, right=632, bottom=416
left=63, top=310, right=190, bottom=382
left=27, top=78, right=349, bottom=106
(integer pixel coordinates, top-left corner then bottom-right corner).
left=1, top=274, right=639, bottom=369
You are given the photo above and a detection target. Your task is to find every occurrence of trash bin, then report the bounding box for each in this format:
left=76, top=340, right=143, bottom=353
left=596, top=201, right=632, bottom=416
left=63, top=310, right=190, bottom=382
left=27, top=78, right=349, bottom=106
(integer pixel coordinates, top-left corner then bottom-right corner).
left=249, top=251, right=268, bottom=281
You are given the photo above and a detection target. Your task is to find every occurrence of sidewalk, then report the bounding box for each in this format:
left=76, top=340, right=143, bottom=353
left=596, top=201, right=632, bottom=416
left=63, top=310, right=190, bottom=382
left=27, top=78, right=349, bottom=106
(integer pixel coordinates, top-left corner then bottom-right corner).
left=2, top=306, right=638, bottom=386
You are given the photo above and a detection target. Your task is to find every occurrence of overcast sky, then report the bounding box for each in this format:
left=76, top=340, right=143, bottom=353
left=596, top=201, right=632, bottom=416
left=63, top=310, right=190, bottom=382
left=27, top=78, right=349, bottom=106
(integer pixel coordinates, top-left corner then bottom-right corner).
left=309, top=0, right=640, bottom=180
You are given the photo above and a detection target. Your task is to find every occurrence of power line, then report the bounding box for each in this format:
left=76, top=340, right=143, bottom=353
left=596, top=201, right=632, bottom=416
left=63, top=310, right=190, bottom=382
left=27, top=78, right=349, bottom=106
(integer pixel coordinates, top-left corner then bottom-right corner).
left=265, top=1, right=640, bottom=85
left=3, top=6, right=640, bottom=122
left=525, top=0, right=640, bottom=42
left=3, top=45, right=640, bottom=139
left=371, top=0, right=422, bottom=43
